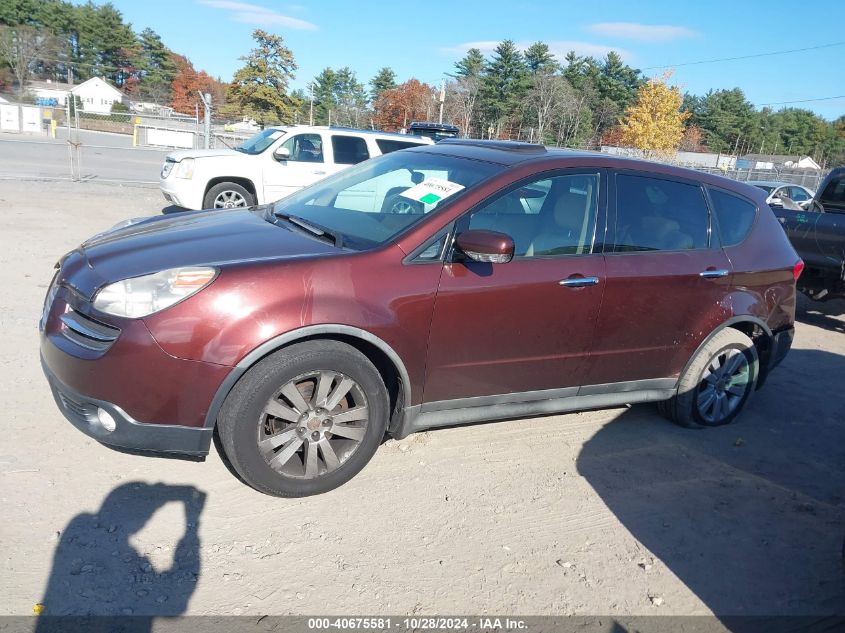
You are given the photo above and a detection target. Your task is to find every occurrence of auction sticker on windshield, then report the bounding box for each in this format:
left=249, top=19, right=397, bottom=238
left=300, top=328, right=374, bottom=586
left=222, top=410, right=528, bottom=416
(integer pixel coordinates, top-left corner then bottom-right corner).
left=400, top=178, right=465, bottom=205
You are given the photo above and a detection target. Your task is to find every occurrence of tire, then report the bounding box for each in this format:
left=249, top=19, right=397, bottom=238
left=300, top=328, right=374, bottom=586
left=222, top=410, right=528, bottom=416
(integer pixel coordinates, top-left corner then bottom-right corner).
left=203, top=182, right=255, bottom=210
left=216, top=340, right=389, bottom=497
left=661, top=328, right=759, bottom=429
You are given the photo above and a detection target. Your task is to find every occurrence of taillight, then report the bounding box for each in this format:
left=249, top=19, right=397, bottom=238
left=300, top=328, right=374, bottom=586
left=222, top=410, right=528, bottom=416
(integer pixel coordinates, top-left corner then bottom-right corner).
left=793, top=260, right=805, bottom=281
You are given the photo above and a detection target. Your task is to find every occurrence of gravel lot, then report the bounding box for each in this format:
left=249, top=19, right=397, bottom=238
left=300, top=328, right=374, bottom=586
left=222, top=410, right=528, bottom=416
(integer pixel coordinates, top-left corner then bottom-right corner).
left=1, top=179, right=843, bottom=619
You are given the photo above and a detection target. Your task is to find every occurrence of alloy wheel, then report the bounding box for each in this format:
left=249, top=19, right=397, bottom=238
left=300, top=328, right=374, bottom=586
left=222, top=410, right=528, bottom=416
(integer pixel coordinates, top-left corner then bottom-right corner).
left=257, top=370, right=370, bottom=479
left=214, top=190, right=248, bottom=208
left=696, top=348, right=751, bottom=424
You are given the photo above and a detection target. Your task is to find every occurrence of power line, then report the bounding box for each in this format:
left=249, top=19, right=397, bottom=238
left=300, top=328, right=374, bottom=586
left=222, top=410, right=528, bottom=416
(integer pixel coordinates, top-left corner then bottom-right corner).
left=756, top=95, right=845, bottom=106
left=641, top=41, right=845, bottom=71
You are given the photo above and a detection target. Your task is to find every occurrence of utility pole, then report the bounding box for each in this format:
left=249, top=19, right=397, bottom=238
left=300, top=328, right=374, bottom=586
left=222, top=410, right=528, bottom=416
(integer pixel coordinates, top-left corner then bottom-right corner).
left=309, top=82, right=314, bottom=126
left=438, top=80, right=445, bottom=124
left=198, top=92, right=212, bottom=149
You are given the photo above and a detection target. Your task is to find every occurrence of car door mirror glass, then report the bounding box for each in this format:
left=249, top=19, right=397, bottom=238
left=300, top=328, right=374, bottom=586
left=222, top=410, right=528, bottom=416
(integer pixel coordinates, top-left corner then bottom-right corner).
left=274, top=147, right=290, bottom=160
left=455, top=229, right=514, bottom=264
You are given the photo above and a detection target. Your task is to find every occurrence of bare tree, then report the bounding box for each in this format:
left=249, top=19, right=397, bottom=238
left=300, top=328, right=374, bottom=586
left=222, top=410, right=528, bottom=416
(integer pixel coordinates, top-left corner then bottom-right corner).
left=0, top=25, right=61, bottom=93
left=525, top=72, right=572, bottom=143
left=444, top=76, right=480, bottom=137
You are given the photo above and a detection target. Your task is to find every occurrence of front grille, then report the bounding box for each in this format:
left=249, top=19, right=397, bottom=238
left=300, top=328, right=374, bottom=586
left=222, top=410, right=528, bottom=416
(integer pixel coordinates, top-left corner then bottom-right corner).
left=59, top=309, right=120, bottom=352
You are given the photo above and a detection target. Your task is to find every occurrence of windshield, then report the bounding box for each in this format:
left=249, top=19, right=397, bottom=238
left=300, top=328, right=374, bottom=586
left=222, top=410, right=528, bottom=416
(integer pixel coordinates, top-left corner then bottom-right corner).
left=269, top=150, right=501, bottom=250
left=235, top=128, right=285, bottom=155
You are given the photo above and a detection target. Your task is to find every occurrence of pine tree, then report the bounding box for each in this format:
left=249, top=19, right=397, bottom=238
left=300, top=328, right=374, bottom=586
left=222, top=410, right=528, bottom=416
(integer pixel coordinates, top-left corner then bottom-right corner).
left=453, top=48, right=484, bottom=79
left=368, top=66, right=396, bottom=103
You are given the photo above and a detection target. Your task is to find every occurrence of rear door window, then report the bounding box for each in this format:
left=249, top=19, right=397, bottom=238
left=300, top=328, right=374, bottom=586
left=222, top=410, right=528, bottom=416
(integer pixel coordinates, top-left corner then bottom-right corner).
left=611, top=174, right=710, bottom=252
left=375, top=139, right=426, bottom=154
left=331, top=135, right=370, bottom=165
left=708, top=188, right=758, bottom=247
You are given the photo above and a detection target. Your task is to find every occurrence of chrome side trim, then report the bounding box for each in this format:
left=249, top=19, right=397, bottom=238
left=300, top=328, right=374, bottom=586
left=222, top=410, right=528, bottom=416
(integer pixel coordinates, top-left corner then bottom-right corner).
left=202, top=324, right=414, bottom=430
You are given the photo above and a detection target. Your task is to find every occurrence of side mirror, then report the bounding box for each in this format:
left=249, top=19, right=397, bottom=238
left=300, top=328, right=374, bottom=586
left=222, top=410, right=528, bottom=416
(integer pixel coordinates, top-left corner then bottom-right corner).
left=455, top=229, right=514, bottom=264
left=274, top=147, right=290, bottom=160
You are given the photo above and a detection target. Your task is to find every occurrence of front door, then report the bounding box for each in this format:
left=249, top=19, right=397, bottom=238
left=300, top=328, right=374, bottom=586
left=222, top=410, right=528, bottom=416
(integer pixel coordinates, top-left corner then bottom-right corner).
left=582, top=171, right=733, bottom=386
left=263, top=132, right=329, bottom=203
left=424, top=170, right=607, bottom=405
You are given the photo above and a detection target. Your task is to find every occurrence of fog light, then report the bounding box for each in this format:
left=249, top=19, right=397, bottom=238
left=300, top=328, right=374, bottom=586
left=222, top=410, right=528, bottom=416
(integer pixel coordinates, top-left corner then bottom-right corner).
left=96, top=408, right=117, bottom=433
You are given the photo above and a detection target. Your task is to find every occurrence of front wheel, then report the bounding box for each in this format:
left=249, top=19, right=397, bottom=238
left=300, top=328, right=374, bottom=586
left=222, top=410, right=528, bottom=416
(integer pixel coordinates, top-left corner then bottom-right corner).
left=216, top=341, right=389, bottom=497
left=661, top=328, right=759, bottom=429
left=203, top=182, right=255, bottom=210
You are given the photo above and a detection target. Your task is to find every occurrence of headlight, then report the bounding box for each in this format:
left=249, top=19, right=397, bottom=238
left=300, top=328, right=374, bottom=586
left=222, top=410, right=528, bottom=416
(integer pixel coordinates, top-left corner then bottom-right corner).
left=173, top=158, right=195, bottom=179
left=93, top=266, right=217, bottom=318
left=160, top=161, right=174, bottom=179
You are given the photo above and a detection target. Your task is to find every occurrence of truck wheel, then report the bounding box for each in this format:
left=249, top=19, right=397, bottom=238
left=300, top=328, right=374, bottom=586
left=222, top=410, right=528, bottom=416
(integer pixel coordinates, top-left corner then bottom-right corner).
left=216, top=341, right=389, bottom=497
left=203, top=182, right=255, bottom=209
left=661, top=328, right=759, bottom=429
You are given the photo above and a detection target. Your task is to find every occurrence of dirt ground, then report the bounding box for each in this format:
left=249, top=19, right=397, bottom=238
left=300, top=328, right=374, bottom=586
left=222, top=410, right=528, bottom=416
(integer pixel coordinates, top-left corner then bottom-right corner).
left=1, top=180, right=843, bottom=619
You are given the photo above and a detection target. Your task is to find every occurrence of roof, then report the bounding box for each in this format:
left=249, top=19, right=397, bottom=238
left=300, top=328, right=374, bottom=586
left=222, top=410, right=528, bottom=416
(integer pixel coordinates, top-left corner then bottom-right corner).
left=28, top=80, right=71, bottom=91
left=746, top=180, right=791, bottom=187
left=267, top=125, right=433, bottom=143
left=741, top=153, right=816, bottom=165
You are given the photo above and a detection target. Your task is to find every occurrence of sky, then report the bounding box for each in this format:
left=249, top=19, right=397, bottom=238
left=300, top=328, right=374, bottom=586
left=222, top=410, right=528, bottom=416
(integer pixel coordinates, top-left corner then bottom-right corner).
left=101, top=0, right=845, bottom=120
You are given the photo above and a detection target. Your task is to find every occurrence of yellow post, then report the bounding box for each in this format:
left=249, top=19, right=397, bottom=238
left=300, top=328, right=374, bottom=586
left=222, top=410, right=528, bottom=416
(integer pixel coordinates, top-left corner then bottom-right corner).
left=51, top=119, right=57, bottom=139
left=133, top=124, right=138, bottom=147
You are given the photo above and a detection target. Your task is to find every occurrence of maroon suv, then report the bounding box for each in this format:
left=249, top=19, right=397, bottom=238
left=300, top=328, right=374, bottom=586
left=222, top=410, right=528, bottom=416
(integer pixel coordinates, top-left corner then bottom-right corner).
left=40, top=140, right=802, bottom=497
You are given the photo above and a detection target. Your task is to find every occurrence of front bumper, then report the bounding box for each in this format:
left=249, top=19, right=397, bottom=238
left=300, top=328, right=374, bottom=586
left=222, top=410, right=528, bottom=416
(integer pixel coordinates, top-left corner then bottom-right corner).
left=42, top=355, right=212, bottom=458
left=159, top=178, right=202, bottom=211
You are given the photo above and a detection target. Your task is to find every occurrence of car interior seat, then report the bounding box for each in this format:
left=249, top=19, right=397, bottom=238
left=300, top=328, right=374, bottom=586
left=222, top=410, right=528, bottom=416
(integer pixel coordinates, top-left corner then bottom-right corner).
left=526, top=190, right=591, bottom=256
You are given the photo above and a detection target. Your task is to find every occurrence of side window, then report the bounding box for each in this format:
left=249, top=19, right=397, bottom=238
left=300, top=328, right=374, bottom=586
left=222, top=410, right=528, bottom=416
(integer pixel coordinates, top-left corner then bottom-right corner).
left=789, top=186, right=810, bottom=202
left=708, top=188, right=757, bottom=247
left=612, top=174, right=709, bottom=252
left=467, top=173, right=599, bottom=257
left=375, top=139, right=425, bottom=154
left=280, top=133, right=323, bottom=163
left=819, top=176, right=845, bottom=207
left=332, top=135, right=370, bottom=165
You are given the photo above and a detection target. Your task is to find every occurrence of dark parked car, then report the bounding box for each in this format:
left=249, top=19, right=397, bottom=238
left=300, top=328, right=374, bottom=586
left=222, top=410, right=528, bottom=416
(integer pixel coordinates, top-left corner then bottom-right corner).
left=40, top=140, right=802, bottom=497
left=773, top=166, right=845, bottom=301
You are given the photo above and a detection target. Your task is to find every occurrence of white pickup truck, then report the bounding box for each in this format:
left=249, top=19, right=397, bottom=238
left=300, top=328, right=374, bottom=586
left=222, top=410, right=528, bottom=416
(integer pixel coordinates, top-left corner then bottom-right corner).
left=159, top=125, right=433, bottom=211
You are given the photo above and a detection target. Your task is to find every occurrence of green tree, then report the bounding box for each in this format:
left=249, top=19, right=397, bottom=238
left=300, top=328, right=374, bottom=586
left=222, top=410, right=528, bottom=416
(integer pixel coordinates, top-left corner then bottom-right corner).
left=133, top=27, right=175, bottom=103
left=524, top=41, right=557, bottom=75
left=227, top=29, right=297, bottom=126
left=479, top=40, right=528, bottom=136
left=453, top=47, right=484, bottom=79
left=696, top=88, right=756, bottom=153
left=368, top=66, right=395, bottom=103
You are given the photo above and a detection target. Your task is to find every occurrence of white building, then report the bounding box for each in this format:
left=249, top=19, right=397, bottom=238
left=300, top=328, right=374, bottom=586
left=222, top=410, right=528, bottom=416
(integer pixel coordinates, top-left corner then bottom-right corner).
left=29, top=77, right=125, bottom=114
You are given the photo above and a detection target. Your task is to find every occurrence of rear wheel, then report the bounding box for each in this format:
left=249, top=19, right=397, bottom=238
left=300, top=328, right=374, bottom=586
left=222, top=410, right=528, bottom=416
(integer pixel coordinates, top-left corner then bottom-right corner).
left=661, top=328, right=759, bottom=429
left=203, top=182, right=255, bottom=210
left=216, top=341, right=389, bottom=497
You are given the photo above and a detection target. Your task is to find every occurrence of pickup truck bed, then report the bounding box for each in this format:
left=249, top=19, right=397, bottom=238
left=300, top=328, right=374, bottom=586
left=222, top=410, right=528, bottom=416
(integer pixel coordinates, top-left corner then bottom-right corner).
left=773, top=167, right=845, bottom=300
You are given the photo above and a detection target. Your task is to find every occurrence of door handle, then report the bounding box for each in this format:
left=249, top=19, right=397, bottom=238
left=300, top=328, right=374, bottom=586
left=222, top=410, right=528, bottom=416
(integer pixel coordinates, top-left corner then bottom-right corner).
left=559, top=276, right=600, bottom=288
left=699, top=269, right=730, bottom=279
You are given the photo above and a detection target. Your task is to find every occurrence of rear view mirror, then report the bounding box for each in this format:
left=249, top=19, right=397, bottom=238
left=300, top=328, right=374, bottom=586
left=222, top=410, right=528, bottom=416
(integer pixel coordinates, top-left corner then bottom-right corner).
left=274, top=147, right=290, bottom=160
left=455, top=229, right=514, bottom=264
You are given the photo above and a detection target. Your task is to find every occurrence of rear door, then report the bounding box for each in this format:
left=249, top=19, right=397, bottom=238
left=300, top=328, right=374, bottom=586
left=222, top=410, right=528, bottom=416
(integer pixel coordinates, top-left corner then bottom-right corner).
left=423, top=169, right=607, bottom=405
left=582, top=170, right=733, bottom=386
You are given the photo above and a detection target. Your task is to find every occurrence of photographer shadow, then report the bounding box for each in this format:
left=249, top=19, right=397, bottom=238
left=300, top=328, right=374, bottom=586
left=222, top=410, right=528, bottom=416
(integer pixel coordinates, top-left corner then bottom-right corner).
left=36, top=482, right=206, bottom=632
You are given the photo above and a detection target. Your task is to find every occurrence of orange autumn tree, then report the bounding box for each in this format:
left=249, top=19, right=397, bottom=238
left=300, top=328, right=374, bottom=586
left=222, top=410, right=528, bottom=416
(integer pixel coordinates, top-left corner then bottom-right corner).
left=373, top=79, right=435, bottom=131
left=170, top=54, right=225, bottom=115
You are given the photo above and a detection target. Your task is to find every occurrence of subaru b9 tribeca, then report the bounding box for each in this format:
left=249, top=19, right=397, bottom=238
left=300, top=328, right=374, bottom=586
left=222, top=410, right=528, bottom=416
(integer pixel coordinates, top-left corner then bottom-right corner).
left=41, top=140, right=802, bottom=497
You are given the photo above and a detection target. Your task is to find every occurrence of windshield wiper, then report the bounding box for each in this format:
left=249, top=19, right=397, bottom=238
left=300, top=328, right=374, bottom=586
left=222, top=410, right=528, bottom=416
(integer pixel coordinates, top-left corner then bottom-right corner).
left=273, top=212, right=344, bottom=247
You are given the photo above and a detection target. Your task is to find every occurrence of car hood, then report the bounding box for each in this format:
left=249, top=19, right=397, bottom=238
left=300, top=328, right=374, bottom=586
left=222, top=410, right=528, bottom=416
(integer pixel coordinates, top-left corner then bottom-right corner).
left=59, top=209, right=339, bottom=299
left=166, top=148, right=243, bottom=161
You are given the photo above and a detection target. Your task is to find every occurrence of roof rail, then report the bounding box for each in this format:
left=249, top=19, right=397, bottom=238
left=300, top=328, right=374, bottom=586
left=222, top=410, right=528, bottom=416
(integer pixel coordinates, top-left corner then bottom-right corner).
left=437, top=139, right=547, bottom=155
